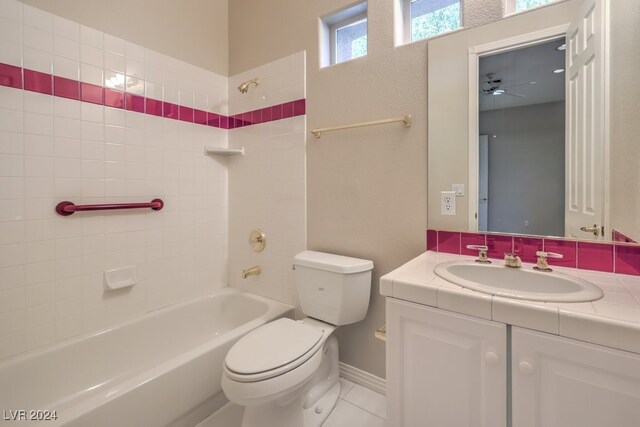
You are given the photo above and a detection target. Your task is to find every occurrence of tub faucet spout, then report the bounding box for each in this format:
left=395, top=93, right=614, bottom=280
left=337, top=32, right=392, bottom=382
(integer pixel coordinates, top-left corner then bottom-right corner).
left=242, top=266, right=261, bottom=279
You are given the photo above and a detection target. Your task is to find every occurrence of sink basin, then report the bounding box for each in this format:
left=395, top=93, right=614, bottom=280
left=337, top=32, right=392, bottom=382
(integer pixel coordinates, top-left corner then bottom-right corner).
left=434, top=261, right=603, bottom=302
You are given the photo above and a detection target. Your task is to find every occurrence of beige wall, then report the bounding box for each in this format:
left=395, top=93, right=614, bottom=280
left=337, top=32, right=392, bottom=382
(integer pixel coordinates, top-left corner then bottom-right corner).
left=231, top=0, right=429, bottom=378
left=609, top=1, right=640, bottom=242
left=19, top=0, right=229, bottom=75
left=229, top=0, right=560, bottom=378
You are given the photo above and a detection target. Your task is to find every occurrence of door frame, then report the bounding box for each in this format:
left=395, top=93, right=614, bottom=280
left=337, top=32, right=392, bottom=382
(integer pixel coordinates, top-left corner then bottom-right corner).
left=467, top=24, right=571, bottom=232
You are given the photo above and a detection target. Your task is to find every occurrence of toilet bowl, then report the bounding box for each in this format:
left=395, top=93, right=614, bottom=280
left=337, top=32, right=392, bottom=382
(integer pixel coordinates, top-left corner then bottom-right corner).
left=221, top=251, right=374, bottom=427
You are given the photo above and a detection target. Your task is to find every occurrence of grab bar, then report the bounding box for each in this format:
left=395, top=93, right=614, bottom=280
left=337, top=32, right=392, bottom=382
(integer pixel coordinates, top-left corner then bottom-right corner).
left=55, top=199, right=164, bottom=216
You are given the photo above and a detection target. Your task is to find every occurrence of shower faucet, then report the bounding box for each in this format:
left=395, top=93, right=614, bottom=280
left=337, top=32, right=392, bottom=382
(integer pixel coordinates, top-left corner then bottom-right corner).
left=242, top=266, right=261, bottom=279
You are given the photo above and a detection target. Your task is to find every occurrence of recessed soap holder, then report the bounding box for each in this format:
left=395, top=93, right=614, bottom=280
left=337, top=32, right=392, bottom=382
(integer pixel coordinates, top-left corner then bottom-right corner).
left=104, top=266, right=138, bottom=291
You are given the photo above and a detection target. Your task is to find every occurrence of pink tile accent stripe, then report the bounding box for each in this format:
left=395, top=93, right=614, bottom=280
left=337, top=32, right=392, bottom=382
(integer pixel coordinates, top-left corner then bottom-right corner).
left=426, top=229, right=640, bottom=276
left=0, top=62, right=305, bottom=129
left=0, top=63, right=22, bottom=89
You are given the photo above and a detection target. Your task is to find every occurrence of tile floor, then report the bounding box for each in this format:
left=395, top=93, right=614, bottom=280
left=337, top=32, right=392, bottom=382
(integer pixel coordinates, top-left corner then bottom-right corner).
left=198, top=378, right=386, bottom=427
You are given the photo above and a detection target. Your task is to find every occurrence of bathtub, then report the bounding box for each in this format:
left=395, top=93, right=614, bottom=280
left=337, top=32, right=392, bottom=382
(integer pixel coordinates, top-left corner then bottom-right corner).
left=0, top=288, right=293, bottom=427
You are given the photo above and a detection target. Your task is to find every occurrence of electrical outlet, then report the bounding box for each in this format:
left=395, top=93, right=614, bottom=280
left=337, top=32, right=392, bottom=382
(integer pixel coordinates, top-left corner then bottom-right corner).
left=441, top=191, right=456, bottom=215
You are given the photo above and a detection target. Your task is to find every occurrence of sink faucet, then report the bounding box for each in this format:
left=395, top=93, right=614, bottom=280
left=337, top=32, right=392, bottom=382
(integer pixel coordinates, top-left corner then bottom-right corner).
left=242, top=265, right=261, bottom=279
left=534, top=251, right=563, bottom=272
left=504, top=253, right=522, bottom=268
left=466, top=245, right=490, bottom=264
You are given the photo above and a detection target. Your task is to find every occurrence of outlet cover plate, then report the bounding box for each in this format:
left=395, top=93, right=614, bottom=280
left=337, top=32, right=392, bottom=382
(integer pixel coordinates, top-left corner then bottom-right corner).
left=441, top=191, right=456, bottom=215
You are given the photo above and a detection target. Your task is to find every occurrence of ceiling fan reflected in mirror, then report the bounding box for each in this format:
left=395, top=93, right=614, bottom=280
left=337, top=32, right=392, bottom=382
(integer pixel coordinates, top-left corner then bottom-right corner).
left=481, top=73, right=534, bottom=98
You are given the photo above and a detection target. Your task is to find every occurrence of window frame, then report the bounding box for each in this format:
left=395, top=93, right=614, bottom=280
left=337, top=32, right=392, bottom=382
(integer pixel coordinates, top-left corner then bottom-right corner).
left=330, top=12, right=368, bottom=65
left=401, top=0, right=463, bottom=44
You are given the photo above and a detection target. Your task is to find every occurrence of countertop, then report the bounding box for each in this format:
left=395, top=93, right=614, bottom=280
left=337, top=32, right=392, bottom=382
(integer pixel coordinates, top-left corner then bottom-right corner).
left=380, top=251, right=640, bottom=354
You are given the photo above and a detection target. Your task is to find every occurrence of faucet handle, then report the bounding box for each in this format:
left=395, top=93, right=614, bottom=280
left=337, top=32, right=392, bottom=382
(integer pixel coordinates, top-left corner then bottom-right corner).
left=535, top=251, right=563, bottom=259
left=534, top=251, right=562, bottom=272
left=466, top=244, right=487, bottom=250
left=467, top=245, right=490, bottom=264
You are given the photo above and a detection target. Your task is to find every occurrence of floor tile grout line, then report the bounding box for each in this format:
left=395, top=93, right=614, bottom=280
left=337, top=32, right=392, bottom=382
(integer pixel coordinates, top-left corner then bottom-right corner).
left=331, top=398, right=385, bottom=423
left=337, top=393, right=387, bottom=420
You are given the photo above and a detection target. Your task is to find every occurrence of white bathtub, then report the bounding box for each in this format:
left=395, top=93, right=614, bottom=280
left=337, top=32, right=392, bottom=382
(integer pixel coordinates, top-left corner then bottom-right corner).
left=0, top=288, right=293, bottom=427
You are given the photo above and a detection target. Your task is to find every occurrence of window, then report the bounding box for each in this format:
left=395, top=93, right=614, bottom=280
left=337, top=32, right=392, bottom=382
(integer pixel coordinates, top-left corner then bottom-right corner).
left=507, top=0, right=557, bottom=14
left=516, top=0, right=554, bottom=12
left=404, top=0, right=462, bottom=43
left=335, top=18, right=368, bottom=63
left=320, top=2, right=368, bottom=67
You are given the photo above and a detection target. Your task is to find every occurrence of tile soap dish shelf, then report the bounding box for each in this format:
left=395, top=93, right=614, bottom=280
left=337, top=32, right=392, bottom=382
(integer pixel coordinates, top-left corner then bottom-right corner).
left=204, top=146, right=244, bottom=156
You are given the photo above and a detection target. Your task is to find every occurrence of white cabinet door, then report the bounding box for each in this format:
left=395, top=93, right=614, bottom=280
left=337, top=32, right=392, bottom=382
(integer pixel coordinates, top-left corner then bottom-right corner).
left=386, top=299, right=507, bottom=427
left=512, top=327, right=640, bottom=427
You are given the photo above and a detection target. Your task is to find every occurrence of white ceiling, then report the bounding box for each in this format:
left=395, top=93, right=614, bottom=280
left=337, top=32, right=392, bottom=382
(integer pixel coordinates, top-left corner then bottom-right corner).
left=479, top=38, right=566, bottom=111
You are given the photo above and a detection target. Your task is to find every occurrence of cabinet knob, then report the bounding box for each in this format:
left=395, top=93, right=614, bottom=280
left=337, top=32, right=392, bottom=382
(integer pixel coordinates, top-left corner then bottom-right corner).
left=518, top=361, right=535, bottom=375
left=484, top=352, right=499, bottom=364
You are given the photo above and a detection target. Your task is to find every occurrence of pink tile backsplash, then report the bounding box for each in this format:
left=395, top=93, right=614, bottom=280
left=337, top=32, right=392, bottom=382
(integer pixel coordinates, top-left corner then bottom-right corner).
left=426, top=229, right=639, bottom=276
left=514, top=236, right=543, bottom=263
left=426, top=229, right=437, bottom=251
left=613, top=229, right=638, bottom=244
left=461, top=232, right=486, bottom=256
left=438, top=231, right=461, bottom=254
left=543, top=238, right=577, bottom=268
left=486, top=234, right=513, bottom=259
left=577, top=242, right=614, bottom=273
left=615, top=244, right=640, bottom=276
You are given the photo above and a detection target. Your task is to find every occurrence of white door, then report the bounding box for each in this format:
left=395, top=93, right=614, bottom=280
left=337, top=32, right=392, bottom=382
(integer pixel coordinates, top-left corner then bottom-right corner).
left=512, top=328, right=640, bottom=427
left=478, top=135, right=489, bottom=231
left=565, top=0, right=607, bottom=239
left=386, top=298, right=506, bottom=427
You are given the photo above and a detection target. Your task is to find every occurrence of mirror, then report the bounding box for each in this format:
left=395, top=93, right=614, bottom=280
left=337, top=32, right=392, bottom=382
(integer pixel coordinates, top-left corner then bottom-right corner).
left=478, top=38, right=566, bottom=237
left=427, top=0, right=639, bottom=243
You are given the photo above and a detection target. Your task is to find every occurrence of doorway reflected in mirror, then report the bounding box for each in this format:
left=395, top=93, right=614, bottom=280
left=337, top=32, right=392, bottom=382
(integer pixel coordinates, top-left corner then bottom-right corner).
left=478, top=38, right=566, bottom=236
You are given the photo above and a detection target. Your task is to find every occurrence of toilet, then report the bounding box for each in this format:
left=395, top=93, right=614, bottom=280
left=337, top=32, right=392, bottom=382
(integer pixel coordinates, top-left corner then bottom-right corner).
left=221, top=250, right=374, bottom=427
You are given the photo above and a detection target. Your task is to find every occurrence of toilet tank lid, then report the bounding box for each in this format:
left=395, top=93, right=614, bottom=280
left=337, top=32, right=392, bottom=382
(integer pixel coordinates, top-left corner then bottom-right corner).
left=294, top=251, right=373, bottom=274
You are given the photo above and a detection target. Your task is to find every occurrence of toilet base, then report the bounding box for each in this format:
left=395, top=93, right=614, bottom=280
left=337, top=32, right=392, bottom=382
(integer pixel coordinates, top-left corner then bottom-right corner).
left=302, top=381, right=341, bottom=427
left=240, top=381, right=340, bottom=427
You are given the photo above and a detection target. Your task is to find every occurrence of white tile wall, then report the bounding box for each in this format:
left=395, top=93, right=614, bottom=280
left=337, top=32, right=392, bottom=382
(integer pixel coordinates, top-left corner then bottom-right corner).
left=0, top=0, right=229, bottom=360
left=228, top=52, right=306, bottom=310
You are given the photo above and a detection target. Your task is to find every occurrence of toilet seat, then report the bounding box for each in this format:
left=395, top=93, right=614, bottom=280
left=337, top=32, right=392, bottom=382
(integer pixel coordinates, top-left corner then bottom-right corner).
left=224, top=318, right=324, bottom=382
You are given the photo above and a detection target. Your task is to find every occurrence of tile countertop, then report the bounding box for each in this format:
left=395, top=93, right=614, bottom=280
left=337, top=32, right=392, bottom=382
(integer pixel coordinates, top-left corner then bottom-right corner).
left=380, top=251, right=640, bottom=355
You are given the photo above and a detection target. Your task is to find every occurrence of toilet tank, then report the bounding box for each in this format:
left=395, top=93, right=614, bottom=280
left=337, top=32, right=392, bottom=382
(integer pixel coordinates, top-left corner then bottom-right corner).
left=293, top=251, right=374, bottom=326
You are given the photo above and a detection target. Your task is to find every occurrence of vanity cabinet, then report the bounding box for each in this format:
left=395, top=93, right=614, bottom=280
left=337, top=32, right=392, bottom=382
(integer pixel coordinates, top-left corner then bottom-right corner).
left=387, top=298, right=640, bottom=427
left=512, top=327, right=640, bottom=427
left=386, top=298, right=507, bottom=427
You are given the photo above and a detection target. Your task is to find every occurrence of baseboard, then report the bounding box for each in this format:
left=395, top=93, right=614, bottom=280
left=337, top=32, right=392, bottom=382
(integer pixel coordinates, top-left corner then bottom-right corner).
left=339, top=362, right=386, bottom=396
